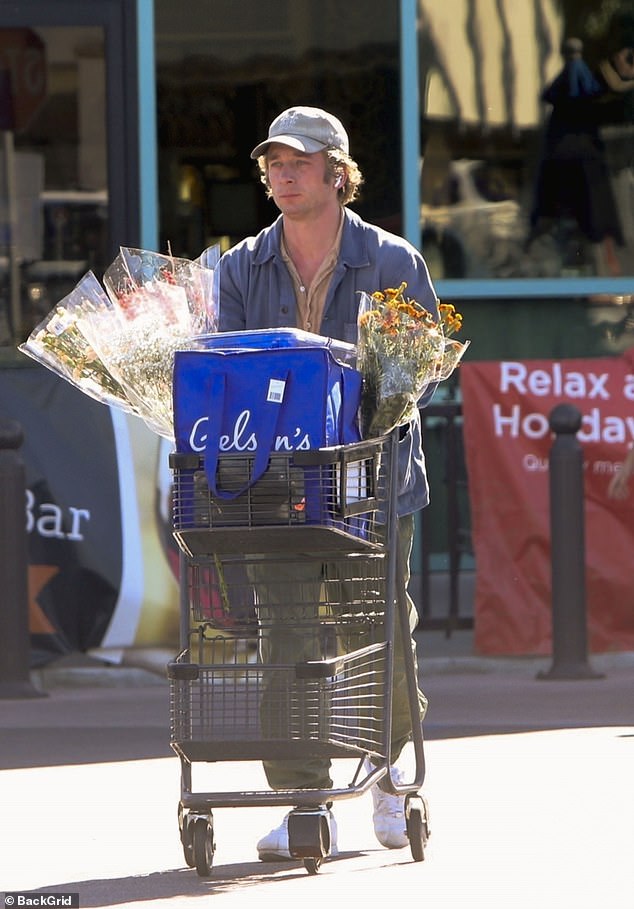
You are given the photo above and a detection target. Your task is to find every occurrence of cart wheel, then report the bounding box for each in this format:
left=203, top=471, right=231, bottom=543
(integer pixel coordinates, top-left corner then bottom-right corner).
left=287, top=809, right=331, bottom=872
left=178, top=804, right=195, bottom=868
left=406, top=795, right=430, bottom=863
left=304, top=857, right=322, bottom=875
left=193, top=816, right=215, bottom=877
left=183, top=839, right=195, bottom=868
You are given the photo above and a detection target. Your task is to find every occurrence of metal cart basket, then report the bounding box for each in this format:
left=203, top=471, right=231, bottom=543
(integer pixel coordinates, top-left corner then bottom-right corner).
left=167, top=431, right=430, bottom=875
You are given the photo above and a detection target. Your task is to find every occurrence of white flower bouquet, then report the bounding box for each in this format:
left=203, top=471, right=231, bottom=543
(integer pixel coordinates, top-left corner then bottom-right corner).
left=19, top=247, right=219, bottom=439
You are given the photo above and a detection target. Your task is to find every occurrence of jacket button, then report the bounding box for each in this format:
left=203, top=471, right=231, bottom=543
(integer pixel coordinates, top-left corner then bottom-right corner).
left=280, top=306, right=288, bottom=314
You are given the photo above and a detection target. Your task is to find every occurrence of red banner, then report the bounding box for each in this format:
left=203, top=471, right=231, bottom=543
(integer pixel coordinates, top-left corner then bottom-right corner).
left=461, top=352, right=634, bottom=655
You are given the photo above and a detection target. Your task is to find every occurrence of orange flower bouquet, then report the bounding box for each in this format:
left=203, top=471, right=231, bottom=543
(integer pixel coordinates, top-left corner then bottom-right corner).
left=357, top=283, right=469, bottom=436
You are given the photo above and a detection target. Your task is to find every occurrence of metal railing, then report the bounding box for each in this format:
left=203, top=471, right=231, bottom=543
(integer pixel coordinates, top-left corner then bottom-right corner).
left=417, top=401, right=474, bottom=635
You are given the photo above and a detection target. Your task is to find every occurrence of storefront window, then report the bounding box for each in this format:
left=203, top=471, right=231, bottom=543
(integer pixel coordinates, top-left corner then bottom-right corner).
left=0, top=26, right=108, bottom=344
left=154, top=0, right=401, bottom=258
left=419, top=0, right=634, bottom=281
left=154, top=0, right=633, bottom=284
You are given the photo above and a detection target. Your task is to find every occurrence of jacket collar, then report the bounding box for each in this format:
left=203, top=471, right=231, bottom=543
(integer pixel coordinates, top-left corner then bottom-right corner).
left=252, top=208, right=370, bottom=269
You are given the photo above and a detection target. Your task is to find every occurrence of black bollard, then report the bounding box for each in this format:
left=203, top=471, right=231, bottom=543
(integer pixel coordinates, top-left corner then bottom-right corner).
left=537, top=404, right=602, bottom=681
left=0, top=420, right=46, bottom=698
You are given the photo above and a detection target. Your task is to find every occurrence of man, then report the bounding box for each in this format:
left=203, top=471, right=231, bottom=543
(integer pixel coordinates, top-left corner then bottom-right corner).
left=215, top=106, right=438, bottom=861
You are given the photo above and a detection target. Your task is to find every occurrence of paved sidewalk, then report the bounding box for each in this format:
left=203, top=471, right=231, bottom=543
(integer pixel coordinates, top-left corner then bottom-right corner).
left=4, top=627, right=630, bottom=753
left=24, top=626, right=634, bottom=691
left=2, top=629, right=632, bottom=909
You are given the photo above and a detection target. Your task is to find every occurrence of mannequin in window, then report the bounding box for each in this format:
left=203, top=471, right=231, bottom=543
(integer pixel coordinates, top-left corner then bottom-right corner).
left=530, top=37, right=626, bottom=276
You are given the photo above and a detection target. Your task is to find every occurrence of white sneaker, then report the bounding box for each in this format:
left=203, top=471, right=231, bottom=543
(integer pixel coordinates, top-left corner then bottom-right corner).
left=256, top=811, right=338, bottom=861
left=364, top=758, right=409, bottom=849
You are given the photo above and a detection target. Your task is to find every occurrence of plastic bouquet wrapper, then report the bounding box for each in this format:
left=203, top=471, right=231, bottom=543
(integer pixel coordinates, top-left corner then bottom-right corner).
left=19, top=246, right=220, bottom=439
left=357, top=283, right=469, bottom=437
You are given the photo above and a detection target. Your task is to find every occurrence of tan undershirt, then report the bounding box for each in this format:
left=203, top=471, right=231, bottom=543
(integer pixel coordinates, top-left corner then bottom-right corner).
left=281, top=212, right=344, bottom=333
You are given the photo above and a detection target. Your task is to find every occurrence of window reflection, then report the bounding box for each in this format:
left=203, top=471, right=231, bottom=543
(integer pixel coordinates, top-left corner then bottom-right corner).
left=0, top=27, right=108, bottom=344
left=418, top=0, right=634, bottom=280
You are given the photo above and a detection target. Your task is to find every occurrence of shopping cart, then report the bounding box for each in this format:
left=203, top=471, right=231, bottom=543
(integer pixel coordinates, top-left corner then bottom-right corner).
left=167, top=430, right=430, bottom=875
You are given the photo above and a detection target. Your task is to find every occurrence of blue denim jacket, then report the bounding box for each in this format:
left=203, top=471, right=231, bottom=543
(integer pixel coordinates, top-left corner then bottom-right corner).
left=215, top=207, right=439, bottom=515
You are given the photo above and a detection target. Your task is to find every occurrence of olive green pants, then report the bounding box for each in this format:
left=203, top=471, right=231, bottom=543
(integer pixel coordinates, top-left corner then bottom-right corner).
left=251, top=513, right=427, bottom=790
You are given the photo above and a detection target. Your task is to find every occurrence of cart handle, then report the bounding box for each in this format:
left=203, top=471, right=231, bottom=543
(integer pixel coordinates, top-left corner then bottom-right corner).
left=292, top=434, right=387, bottom=467
left=167, top=661, right=199, bottom=681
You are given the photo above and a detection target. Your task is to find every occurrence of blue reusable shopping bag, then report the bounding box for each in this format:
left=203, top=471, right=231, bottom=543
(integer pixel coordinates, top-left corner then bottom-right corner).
left=172, top=330, right=362, bottom=500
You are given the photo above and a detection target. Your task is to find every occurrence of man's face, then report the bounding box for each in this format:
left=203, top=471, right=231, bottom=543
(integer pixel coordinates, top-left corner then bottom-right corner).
left=266, top=144, right=337, bottom=219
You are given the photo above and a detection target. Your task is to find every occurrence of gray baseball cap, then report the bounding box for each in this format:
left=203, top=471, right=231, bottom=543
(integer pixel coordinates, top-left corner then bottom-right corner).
left=250, top=106, right=349, bottom=159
